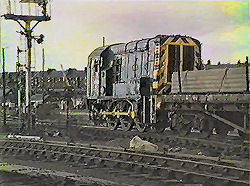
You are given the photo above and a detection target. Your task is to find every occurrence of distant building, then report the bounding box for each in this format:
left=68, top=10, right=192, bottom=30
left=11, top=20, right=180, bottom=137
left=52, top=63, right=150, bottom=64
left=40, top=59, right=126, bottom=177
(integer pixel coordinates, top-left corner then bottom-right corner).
left=0, top=69, right=87, bottom=109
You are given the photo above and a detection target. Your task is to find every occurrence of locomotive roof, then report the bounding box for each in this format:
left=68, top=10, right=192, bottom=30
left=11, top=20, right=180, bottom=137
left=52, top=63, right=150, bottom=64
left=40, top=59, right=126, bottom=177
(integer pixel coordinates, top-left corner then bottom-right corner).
left=88, top=35, right=201, bottom=68
left=88, top=46, right=109, bottom=60
left=103, top=35, right=200, bottom=55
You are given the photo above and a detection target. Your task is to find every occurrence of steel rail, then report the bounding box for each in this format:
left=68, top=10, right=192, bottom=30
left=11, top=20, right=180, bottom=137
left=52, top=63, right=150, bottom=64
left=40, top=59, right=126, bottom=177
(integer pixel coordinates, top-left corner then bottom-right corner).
left=1, top=140, right=249, bottom=185
left=2, top=146, right=249, bottom=185
left=1, top=139, right=248, bottom=167
left=1, top=139, right=249, bottom=169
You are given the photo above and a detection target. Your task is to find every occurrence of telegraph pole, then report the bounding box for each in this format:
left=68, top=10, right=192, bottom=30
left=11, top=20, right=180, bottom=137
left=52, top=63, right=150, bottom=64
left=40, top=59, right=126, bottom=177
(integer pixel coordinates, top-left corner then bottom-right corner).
left=0, top=22, right=1, bottom=70
left=25, top=20, right=32, bottom=131
left=17, top=46, right=25, bottom=120
left=2, top=48, right=6, bottom=128
left=42, top=48, right=45, bottom=103
left=2, top=0, right=51, bottom=132
left=103, top=37, right=105, bottom=47
left=42, top=48, right=45, bottom=72
left=16, top=47, right=26, bottom=72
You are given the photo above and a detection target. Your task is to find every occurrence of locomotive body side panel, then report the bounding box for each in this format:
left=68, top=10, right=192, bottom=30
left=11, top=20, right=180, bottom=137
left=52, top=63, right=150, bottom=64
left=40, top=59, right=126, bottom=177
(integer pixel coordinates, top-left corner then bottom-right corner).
left=87, top=46, right=109, bottom=99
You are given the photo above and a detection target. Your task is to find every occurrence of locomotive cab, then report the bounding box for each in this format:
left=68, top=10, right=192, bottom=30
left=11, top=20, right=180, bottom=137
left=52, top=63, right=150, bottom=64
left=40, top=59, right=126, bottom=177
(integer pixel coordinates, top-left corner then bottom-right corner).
left=153, top=36, right=202, bottom=92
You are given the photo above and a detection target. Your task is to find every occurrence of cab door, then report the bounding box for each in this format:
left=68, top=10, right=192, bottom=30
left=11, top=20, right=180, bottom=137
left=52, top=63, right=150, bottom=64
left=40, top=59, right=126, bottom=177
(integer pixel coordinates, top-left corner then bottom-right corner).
left=167, top=45, right=180, bottom=82
left=183, top=46, right=194, bottom=71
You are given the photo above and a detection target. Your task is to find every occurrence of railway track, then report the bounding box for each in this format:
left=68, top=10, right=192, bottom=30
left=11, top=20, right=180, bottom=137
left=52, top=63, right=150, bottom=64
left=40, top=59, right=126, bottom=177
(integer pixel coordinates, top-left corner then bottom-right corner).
left=75, top=125, right=249, bottom=159
left=36, top=120, right=249, bottom=148
left=0, top=139, right=249, bottom=185
left=33, top=120, right=250, bottom=162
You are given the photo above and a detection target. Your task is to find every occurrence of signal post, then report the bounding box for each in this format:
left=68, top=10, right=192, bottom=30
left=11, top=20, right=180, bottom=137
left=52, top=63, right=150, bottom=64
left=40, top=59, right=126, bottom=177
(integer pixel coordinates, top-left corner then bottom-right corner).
left=2, top=0, right=51, bottom=131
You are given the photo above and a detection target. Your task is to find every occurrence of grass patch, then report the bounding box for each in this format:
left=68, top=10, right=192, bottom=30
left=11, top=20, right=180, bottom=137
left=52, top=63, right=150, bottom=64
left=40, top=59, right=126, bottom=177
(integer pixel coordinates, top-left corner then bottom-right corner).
left=0, top=168, right=12, bottom=173
left=0, top=133, right=8, bottom=135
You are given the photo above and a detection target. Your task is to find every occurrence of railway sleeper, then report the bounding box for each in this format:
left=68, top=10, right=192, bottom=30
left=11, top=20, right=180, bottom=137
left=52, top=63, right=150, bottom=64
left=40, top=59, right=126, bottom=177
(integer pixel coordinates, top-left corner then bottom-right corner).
left=1, top=140, right=249, bottom=185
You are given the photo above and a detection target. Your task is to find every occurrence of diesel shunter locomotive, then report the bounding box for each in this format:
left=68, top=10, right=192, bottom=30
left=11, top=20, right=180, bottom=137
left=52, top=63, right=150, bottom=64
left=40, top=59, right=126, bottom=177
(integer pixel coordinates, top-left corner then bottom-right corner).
left=87, top=35, right=249, bottom=138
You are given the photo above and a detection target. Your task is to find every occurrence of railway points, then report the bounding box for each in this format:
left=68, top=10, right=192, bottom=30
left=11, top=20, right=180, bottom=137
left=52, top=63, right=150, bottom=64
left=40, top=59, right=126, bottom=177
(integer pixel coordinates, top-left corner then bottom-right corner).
left=0, top=138, right=249, bottom=185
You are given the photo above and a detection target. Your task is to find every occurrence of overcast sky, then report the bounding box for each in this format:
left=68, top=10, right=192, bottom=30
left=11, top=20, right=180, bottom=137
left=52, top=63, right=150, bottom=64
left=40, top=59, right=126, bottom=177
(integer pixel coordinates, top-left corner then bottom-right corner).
left=1, top=0, right=249, bottom=71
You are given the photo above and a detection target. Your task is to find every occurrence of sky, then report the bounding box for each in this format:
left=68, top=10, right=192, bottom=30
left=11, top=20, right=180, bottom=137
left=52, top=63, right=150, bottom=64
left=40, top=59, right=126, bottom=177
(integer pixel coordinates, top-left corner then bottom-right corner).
left=0, top=0, right=249, bottom=71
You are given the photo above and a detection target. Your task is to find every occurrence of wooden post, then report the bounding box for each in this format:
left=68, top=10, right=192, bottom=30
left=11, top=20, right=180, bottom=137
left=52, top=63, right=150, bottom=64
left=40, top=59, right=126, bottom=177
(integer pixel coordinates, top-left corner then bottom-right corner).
left=245, top=56, right=249, bottom=132
left=103, top=37, right=105, bottom=47
left=2, top=48, right=6, bottom=127
left=42, top=48, right=45, bottom=72
left=246, top=56, right=249, bottom=92
left=25, top=20, right=32, bottom=131
left=42, top=48, right=45, bottom=103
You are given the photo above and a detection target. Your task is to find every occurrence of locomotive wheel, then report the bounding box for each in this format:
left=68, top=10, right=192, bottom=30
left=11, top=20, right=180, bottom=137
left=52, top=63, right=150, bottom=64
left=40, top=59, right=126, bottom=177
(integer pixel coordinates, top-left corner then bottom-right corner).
left=120, top=116, right=133, bottom=131
left=177, top=125, right=191, bottom=136
left=155, top=110, right=170, bottom=133
left=106, top=102, right=121, bottom=130
left=135, top=121, right=148, bottom=132
left=107, top=118, right=119, bottom=130
left=214, top=124, right=230, bottom=137
left=93, top=119, right=102, bottom=126
left=118, top=101, right=134, bottom=131
left=152, top=122, right=166, bottom=133
left=239, top=131, right=248, bottom=140
left=199, top=118, right=213, bottom=138
left=171, top=113, right=191, bottom=136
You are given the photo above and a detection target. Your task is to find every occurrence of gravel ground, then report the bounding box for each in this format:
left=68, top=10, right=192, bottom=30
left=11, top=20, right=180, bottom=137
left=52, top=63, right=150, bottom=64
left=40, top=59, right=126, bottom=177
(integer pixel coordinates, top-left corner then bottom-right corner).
left=0, top=111, right=249, bottom=185
left=0, top=156, right=180, bottom=186
left=0, top=160, right=123, bottom=186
